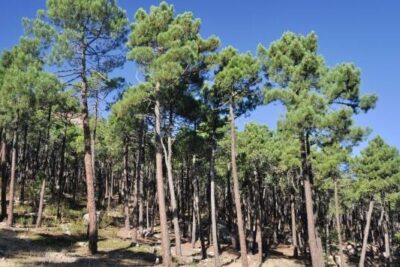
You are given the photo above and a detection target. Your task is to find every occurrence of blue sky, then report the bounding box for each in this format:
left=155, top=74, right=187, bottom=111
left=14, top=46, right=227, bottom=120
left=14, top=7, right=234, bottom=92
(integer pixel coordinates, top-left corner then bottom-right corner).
left=0, top=0, right=399, bottom=151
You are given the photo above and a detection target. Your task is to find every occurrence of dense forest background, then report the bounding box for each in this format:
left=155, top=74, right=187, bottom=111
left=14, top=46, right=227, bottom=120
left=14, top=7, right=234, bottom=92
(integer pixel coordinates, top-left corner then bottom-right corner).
left=0, top=1, right=399, bottom=267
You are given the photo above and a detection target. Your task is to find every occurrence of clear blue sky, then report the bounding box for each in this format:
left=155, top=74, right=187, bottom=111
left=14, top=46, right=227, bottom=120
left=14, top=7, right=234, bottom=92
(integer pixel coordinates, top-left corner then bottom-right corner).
left=1, top=0, right=399, bottom=151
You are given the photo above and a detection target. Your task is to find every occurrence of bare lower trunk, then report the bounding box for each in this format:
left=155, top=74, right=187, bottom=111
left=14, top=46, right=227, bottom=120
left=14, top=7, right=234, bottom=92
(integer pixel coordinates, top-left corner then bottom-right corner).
left=80, top=44, right=97, bottom=255
left=229, top=100, right=248, bottom=267
left=359, top=200, right=374, bottom=267
left=155, top=81, right=172, bottom=266
left=382, top=206, right=391, bottom=265
left=192, top=161, right=207, bottom=259
left=36, top=178, right=46, bottom=227
left=163, top=136, right=182, bottom=256
left=291, top=192, right=298, bottom=257
left=210, top=140, right=220, bottom=266
left=123, top=142, right=130, bottom=231
left=301, top=133, right=324, bottom=267
left=191, top=197, right=197, bottom=248
left=0, top=132, right=7, bottom=221
left=6, top=129, right=17, bottom=227
left=57, top=128, right=67, bottom=220
left=138, top=121, right=145, bottom=234
left=253, top=169, right=263, bottom=265
left=334, top=178, right=345, bottom=267
left=107, top=170, right=113, bottom=214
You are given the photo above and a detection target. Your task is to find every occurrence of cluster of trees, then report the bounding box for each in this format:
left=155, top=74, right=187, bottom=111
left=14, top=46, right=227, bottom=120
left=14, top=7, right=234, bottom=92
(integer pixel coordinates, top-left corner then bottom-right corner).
left=0, top=1, right=399, bottom=267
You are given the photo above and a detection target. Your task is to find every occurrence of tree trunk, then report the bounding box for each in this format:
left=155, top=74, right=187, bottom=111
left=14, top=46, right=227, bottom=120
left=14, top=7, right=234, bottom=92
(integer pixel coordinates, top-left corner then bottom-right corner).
left=255, top=170, right=263, bottom=265
left=229, top=99, right=248, bottom=267
left=123, top=141, right=130, bottom=231
left=191, top=197, right=197, bottom=248
left=359, top=200, right=374, bottom=267
left=138, top=120, right=145, bottom=235
left=80, top=50, right=97, bottom=254
left=57, top=127, right=67, bottom=219
left=210, top=138, right=220, bottom=266
left=334, top=178, right=345, bottom=267
left=19, top=126, right=28, bottom=203
left=36, top=178, right=46, bottom=227
left=192, top=158, right=207, bottom=259
left=0, top=131, right=7, bottom=221
left=107, top=170, right=113, bottom=214
left=6, top=129, right=17, bottom=227
left=154, top=81, right=172, bottom=266
left=382, top=206, right=391, bottom=265
left=163, top=136, right=182, bottom=256
left=301, top=133, right=324, bottom=267
left=291, top=192, right=298, bottom=257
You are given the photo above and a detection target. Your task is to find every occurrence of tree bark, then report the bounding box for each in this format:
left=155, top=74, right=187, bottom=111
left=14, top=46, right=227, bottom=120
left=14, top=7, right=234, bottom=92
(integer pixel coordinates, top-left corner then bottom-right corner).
left=80, top=46, right=97, bottom=254
left=210, top=138, right=220, bottom=266
left=301, top=133, right=324, bottom=267
left=154, top=81, right=172, bottom=266
left=359, top=200, right=374, bottom=267
left=0, top=131, right=7, bottom=221
left=382, top=205, right=391, bottom=266
left=123, top=141, right=130, bottom=231
left=254, top=170, right=263, bottom=265
left=163, top=136, right=182, bottom=256
left=334, top=178, right=345, bottom=267
left=6, top=129, right=17, bottom=227
left=36, top=178, right=46, bottom=228
left=192, top=158, right=207, bottom=259
left=138, top=120, right=145, bottom=235
left=229, top=99, right=248, bottom=267
left=191, top=196, right=197, bottom=248
left=107, top=169, right=113, bottom=214
left=57, top=127, right=67, bottom=219
left=291, top=192, right=298, bottom=257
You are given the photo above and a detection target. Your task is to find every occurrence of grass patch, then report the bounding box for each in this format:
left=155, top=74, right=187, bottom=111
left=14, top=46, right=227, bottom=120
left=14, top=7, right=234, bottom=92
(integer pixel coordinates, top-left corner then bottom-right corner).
left=98, top=238, right=131, bottom=251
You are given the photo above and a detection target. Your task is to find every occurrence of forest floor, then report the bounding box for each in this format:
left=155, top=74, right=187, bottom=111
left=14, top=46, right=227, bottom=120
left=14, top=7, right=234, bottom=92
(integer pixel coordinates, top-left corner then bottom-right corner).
left=0, top=202, right=306, bottom=266
left=0, top=222, right=306, bottom=267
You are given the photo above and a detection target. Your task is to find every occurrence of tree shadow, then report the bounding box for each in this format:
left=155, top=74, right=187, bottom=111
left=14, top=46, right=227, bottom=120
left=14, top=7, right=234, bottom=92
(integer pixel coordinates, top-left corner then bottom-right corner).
left=0, top=228, right=157, bottom=266
left=41, top=247, right=157, bottom=266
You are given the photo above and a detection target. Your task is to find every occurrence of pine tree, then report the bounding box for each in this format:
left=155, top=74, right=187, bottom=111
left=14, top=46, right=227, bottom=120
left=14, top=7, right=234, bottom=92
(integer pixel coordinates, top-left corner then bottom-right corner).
left=258, top=31, right=377, bottom=266
left=128, top=2, right=218, bottom=264
left=212, top=47, right=261, bottom=267
left=30, top=0, right=128, bottom=254
left=352, top=137, right=400, bottom=267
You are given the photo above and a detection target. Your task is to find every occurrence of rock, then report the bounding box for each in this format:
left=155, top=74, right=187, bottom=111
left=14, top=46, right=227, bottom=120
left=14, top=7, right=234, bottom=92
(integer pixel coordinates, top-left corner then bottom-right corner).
left=117, top=228, right=136, bottom=240
left=60, top=224, right=71, bottom=236
left=77, top=241, right=87, bottom=247
left=83, top=211, right=101, bottom=226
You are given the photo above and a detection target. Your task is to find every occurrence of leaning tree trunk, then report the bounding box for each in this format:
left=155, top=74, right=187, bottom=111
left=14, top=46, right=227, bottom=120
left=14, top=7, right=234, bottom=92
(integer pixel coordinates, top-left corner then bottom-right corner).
left=6, top=128, right=17, bottom=227
left=300, top=133, right=325, bottom=267
left=154, top=81, right=172, bottom=266
left=36, top=178, right=46, bottom=227
left=229, top=99, right=248, bottom=267
left=0, top=130, right=7, bottom=221
left=163, top=135, right=182, bottom=256
left=359, top=200, right=374, bottom=267
left=334, top=178, right=345, bottom=267
left=80, top=50, right=97, bottom=254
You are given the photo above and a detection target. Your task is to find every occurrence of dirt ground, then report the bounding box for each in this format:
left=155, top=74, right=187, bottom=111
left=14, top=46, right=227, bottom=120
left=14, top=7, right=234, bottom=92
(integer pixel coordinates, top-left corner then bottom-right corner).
left=0, top=222, right=305, bottom=267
